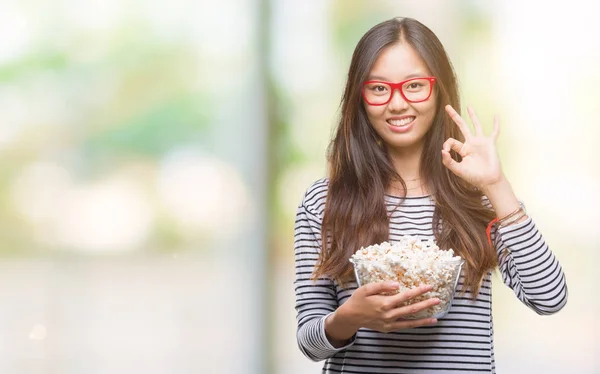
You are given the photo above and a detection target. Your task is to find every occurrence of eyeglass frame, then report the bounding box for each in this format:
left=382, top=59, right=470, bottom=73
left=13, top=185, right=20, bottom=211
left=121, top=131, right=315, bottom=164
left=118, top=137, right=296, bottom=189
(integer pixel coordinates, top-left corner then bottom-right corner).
left=361, top=76, right=437, bottom=106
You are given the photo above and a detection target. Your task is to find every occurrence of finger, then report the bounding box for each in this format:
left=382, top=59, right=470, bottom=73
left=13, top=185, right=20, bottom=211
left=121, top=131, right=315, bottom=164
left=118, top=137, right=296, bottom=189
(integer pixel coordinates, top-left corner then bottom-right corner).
left=442, top=138, right=464, bottom=155
left=387, top=317, right=438, bottom=331
left=492, top=114, right=500, bottom=141
left=387, top=297, right=441, bottom=321
left=441, top=149, right=461, bottom=176
left=362, top=281, right=400, bottom=296
left=388, top=284, right=432, bottom=305
left=445, top=104, right=472, bottom=139
left=467, top=106, right=484, bottom=136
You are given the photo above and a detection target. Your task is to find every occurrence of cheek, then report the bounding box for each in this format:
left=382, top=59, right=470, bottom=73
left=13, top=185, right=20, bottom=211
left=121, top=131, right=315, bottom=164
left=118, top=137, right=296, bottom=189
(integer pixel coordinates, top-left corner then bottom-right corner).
left=365, top=106, right=386, bottom=122
left=417, top=101, right=437, bottom=120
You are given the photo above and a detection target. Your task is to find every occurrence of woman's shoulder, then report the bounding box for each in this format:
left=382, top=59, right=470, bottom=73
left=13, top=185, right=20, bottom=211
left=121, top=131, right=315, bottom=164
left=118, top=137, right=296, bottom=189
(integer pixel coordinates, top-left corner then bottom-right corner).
left=299, top=178, right=329, bottom=217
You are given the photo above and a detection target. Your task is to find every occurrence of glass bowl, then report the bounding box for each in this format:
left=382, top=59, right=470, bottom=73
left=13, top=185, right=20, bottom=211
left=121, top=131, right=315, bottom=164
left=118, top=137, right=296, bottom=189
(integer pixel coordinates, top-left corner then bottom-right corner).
left=350, top=257, right=465, bottom=319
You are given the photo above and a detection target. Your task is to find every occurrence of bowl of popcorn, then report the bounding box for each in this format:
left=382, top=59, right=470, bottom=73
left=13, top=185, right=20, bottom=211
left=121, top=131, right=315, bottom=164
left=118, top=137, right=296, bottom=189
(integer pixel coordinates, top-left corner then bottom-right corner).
left=349, top=236, right=464, bottom=319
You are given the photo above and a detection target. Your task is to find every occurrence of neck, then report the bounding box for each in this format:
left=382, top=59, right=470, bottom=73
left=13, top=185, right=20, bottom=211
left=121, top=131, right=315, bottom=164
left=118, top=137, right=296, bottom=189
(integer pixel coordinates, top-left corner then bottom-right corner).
left=386, top=145, right=423, bottom=181
left=385, top=144, right=428, bottom=197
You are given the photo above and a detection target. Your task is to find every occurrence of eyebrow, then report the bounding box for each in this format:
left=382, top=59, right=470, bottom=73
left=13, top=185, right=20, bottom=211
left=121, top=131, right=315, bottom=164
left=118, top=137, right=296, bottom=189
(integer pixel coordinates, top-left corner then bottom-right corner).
left=367, top=73, right=426, bottom=81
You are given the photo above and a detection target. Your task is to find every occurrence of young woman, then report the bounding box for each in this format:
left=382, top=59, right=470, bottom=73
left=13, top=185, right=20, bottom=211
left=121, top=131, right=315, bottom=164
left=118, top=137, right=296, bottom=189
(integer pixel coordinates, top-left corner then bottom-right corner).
left=293, top=17, right=568, bottom=373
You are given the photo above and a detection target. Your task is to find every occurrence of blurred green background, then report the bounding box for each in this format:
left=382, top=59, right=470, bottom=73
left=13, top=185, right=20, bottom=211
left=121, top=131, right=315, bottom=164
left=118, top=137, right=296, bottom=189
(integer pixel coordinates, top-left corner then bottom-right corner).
left=0, top=0, right=598, bottom=373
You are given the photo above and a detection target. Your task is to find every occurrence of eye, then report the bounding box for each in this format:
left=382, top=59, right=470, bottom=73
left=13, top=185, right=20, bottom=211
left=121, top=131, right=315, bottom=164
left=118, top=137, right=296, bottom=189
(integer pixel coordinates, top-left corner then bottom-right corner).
left=406, top=82, right=423, bottom=90
left=364, top=83, right=390, bottom=96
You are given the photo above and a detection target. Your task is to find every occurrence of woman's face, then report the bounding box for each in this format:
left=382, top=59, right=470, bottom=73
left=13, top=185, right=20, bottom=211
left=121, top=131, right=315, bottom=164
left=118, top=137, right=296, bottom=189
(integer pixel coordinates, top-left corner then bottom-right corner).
left=363, top=42, right=437, bottom=155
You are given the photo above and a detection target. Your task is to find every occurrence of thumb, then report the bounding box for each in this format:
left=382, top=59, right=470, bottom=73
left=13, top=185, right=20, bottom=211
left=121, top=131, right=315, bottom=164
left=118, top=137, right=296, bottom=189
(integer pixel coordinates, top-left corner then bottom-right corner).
left=362, top=281, right=400, bottom=296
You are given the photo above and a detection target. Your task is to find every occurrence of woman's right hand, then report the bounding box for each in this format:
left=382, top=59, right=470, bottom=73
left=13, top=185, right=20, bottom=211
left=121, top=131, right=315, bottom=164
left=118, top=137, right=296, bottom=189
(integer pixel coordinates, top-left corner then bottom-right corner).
left=325, top=281, right=440, bottom=345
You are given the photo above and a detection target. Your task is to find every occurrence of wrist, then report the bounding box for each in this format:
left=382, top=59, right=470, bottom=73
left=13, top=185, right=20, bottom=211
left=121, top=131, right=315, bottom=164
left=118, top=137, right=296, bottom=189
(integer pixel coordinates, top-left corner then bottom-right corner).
left=480, top=174, right=525, bottom=224
left=336, top=303, right=361, bottom=331
left=325, top=305, right=360, bottom=347
left=479, top=173, right=508, bottom=196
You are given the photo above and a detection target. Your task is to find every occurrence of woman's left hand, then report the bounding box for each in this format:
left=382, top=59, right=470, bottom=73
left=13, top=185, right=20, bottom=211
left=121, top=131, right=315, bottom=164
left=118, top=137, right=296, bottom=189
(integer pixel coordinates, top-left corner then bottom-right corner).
left=441, top=105, right=504, bottom=189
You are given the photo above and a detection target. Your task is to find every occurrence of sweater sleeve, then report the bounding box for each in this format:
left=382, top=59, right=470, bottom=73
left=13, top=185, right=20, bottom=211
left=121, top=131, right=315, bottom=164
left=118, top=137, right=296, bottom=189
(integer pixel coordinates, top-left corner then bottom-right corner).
left=294, top=194, right=356, bottom=362
left=492, top=216, right=568, bottom=315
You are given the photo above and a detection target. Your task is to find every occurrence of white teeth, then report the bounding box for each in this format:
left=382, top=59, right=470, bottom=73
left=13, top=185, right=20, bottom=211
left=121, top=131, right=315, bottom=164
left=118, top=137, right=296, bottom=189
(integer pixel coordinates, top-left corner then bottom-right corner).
left=388, top=117, right=415, bottom=127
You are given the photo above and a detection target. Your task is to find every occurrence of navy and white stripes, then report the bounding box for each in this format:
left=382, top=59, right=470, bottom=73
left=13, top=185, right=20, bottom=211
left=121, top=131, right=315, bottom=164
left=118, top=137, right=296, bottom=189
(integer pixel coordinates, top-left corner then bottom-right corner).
left=294, top=178, right=567, bottom=373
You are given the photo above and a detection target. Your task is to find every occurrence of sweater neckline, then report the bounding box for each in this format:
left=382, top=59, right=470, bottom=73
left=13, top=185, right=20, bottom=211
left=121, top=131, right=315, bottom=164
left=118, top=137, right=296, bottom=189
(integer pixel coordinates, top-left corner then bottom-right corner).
left=384, top=193, right=432, bottom=200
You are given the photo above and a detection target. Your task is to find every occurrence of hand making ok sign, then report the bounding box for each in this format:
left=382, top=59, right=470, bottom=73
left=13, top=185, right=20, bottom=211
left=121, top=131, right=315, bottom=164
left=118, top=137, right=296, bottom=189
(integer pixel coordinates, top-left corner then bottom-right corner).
left=441, top=104, right=504, bottom=190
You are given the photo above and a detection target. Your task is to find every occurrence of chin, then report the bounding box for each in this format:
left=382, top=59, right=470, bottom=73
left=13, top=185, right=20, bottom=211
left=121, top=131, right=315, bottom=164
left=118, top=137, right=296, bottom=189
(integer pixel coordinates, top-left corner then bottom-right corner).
left=383, top=136, right=423, bottom=150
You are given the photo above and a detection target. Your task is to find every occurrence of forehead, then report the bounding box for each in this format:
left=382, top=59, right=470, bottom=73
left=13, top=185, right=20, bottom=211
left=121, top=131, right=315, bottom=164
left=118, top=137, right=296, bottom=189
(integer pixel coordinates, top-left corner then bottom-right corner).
left=368, top=42, right=431, bottom=81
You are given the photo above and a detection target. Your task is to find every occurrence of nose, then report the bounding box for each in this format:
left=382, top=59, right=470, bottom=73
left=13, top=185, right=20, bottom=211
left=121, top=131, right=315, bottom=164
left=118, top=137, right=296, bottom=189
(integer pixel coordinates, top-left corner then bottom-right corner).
left=388, top=88, right=408, bottom=111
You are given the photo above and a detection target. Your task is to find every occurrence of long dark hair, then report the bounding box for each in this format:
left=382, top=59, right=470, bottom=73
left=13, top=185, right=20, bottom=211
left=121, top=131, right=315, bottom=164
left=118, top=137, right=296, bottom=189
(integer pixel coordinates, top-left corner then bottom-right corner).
left=313, top=17, right=497, bottom=297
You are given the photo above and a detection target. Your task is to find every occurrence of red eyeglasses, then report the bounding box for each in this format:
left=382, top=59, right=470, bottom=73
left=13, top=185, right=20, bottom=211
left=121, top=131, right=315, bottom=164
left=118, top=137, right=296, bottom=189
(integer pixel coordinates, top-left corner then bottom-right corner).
left=362, top=77, right=436, bottom=106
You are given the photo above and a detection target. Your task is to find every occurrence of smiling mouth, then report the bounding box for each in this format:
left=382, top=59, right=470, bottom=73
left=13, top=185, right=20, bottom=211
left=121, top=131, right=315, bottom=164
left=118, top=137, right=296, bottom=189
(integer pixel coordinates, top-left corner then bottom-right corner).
left=387, top=116, right=415, bottom=127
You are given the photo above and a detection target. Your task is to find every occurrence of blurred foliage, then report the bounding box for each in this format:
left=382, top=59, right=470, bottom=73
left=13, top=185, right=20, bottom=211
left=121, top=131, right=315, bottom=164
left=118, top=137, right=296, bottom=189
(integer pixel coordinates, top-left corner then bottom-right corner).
left=83, top=93, right=210, bottom=160
left=0, top=51, right=69, bottom=81
left=330, top=3, right=389, bottom=61
left=0, top=16, right=214, bottom=255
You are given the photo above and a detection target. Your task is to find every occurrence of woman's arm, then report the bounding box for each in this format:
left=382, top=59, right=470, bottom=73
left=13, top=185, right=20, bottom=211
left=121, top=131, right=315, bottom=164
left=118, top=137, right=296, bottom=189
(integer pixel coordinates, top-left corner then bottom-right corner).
left=484, top=175, right=568, bottom=314
left=294, top=184, right=357, bottom=361
left=441, top=105, right=568, bottom=314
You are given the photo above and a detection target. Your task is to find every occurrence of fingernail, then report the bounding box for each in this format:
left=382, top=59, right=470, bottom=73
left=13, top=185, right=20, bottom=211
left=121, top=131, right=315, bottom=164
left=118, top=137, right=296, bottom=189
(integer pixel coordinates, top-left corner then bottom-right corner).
left=430, top=318, right=438, bottom=324
left=388, top=281, right=399, bottom=288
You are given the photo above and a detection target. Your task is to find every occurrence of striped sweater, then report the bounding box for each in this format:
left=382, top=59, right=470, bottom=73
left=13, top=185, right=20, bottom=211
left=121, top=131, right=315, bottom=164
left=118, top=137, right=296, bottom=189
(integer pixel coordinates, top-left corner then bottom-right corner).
left=294, top=178, right=568, bottom=373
